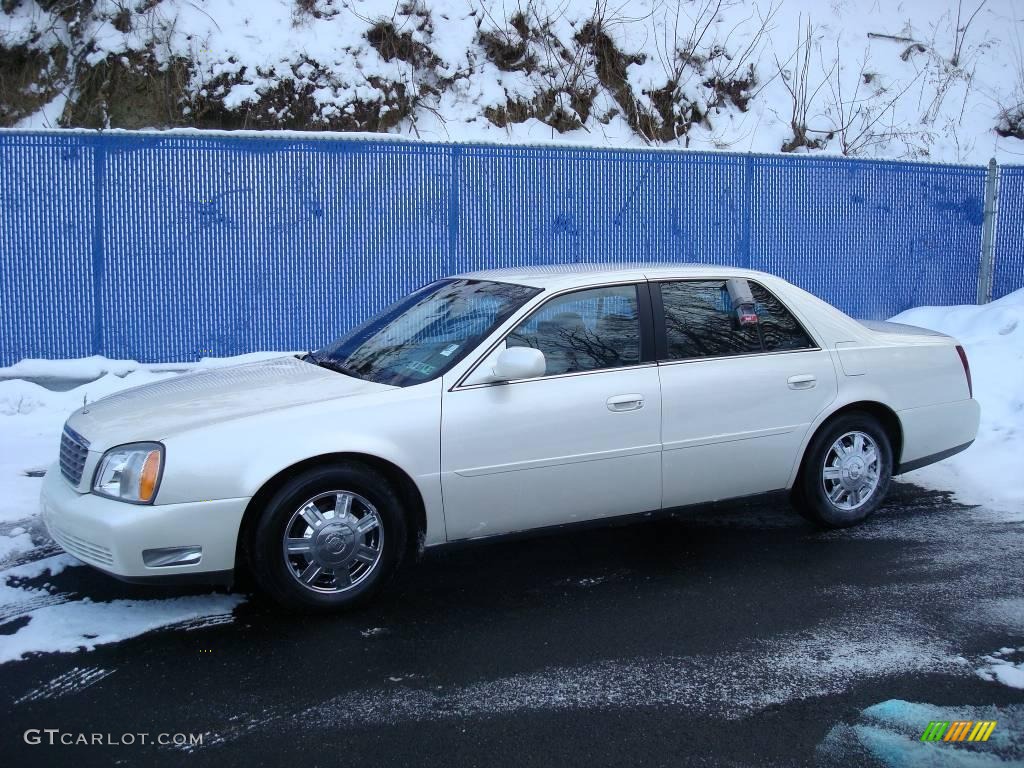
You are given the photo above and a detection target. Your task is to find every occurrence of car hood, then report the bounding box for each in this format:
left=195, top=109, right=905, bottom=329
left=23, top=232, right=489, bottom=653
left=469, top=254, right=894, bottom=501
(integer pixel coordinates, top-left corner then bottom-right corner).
left=66, top=356, right=394, bottom=448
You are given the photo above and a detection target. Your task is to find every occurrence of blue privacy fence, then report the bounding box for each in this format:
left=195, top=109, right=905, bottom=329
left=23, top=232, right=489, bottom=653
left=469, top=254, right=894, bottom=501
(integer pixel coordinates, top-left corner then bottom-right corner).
left=993, top=165, right=1024, bottom=301
left=0, top=130, right=1021, bottom=365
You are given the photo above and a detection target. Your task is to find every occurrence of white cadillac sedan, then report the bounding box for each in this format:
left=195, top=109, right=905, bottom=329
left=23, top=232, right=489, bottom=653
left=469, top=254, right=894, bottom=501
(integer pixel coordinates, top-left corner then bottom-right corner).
left=41, top=264, right=979, bottom=610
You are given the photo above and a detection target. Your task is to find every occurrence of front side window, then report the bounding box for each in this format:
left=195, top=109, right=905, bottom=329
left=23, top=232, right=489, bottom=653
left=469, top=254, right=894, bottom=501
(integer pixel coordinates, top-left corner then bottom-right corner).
left=659, top=280, right=813, bottom=360
left=507, top=284, right=641, bottom=376
left=314, top=279, right=540, bottom=386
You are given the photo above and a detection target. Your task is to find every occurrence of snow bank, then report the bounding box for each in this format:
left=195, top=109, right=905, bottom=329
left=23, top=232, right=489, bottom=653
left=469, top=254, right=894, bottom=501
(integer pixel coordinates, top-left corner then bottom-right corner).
left=0, top=351, right=297, bottom=381
left=890, top=288, right=1024, bottom=512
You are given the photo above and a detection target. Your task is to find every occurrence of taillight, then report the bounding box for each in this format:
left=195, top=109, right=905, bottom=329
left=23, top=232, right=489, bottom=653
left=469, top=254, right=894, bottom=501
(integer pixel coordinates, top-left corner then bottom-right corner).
left=955, top=344, right=972, bottom=398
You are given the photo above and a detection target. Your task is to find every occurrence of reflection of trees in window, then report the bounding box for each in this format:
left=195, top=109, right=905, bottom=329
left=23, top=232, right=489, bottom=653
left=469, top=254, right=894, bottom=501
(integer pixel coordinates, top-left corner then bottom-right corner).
left=661, top=281, right=761, bottom=359
left=660, top=280, right=814, bottom=360
left=508, top=286, right=640, bottom=375
left=322, top=279, right=540, bottom=385
left=750, top=284, right=814, bottom=351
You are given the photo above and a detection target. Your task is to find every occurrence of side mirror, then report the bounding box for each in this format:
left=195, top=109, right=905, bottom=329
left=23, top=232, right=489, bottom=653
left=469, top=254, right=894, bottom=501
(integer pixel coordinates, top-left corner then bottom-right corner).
left=492, top=347, right=546, bottom=382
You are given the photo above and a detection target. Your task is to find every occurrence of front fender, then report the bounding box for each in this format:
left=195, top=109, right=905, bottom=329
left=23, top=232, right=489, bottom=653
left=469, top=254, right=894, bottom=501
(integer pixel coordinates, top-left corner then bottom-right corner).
left=156, top=380, right=445, bottom=544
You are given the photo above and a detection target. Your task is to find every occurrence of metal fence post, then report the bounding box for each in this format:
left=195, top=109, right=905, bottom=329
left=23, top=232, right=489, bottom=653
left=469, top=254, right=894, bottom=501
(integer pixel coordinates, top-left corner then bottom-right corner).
left=446, top=145, right=462, bottom=275
left=977, top=157, right=1000, bottom=304
left=91, top=139, right=106, bottom=355
left=741, top=153, right=754, bottom=269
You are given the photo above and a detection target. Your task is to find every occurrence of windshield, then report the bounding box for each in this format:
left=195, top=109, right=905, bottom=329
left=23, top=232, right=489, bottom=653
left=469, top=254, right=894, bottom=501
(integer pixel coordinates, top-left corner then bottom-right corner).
left=312, top=279, right=541, bottom=386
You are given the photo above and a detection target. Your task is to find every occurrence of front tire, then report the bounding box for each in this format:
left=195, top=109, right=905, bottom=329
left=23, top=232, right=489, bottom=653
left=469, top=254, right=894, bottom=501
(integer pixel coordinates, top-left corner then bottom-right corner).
left=249, top=463, right=407, bottom=611
left=792, top=412, right=893, bottom=528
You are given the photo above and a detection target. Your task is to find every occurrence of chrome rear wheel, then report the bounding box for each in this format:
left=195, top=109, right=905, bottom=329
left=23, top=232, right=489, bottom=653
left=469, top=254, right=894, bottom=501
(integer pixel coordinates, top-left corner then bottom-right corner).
left=793, top=412, right=893, bottom=529
left=821, top=431, right=881, bottom=511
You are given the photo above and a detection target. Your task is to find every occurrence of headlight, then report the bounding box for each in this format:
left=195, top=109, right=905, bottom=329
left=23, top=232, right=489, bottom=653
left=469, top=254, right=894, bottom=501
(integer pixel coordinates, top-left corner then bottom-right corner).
left=92, top=443, right=164, bottom=504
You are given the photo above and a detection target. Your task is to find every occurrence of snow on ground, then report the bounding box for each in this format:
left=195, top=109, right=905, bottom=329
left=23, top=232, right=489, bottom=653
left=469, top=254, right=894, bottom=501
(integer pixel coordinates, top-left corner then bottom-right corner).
left=2, top=0, right=1023, bottom=162
left=890, top=287, right=1024, bottom=513
left=977, top=646, right=1024, bottom=690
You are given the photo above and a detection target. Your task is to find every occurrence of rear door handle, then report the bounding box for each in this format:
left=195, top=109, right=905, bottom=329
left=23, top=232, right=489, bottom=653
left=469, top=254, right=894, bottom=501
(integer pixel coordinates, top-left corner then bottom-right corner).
left=607, top=394, right=644, bottom=412
left=787, top=374, right=817, bottom=390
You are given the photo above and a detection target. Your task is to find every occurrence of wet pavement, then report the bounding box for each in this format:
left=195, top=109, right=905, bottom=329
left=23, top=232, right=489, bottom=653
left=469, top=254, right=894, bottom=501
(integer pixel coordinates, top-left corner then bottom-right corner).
left=2, top=481, right=1022, bottom=767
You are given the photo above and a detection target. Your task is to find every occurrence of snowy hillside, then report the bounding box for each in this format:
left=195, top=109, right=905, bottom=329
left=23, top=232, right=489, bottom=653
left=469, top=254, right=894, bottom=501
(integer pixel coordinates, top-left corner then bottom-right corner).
left=2, top=0, right=1023, bottom=163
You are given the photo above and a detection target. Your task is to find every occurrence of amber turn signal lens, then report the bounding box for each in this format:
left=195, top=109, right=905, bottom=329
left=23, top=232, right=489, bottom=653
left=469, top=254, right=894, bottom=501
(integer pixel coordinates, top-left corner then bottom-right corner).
left=138, top=450, right=161, bottom=502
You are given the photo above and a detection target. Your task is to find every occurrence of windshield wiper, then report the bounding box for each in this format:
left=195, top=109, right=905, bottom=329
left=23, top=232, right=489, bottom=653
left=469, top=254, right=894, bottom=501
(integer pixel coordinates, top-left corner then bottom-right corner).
left=304, top=353, right=364, bottom=380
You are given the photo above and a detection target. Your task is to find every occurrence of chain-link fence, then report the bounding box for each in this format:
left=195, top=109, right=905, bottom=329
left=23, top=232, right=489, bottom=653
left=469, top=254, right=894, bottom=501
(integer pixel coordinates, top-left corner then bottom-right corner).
left=0, top=131, right=1018, bottom=365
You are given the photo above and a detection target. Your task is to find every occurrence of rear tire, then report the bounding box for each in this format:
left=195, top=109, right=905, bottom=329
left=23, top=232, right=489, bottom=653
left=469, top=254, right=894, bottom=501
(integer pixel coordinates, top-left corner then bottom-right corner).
left=792, top=412, right=893, bottom=529
left=248, top=463, right=407, bottom=612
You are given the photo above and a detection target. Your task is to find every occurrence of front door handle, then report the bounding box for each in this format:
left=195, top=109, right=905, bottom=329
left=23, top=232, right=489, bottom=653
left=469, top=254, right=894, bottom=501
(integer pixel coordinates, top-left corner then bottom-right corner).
left=788, top=374, right=817, bottom=390
left=607, top=394, right=644, bottom=412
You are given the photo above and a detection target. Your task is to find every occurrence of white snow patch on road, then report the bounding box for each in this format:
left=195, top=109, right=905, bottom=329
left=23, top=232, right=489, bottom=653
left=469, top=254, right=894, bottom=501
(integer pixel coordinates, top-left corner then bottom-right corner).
left=0, top=531, right=34, bottom=562
left=3, top=554, right=77, bottom=581
left=0, top=593, right=245, bottom=666
left=890, top=288, right=1024, bottom=513
left=977, top=647, right=1024, bottom=690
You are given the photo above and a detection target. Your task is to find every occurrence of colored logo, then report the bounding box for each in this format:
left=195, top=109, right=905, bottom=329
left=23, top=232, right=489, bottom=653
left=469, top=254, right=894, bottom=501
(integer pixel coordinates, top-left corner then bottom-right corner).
left=921, top=721, right=997, bottom=742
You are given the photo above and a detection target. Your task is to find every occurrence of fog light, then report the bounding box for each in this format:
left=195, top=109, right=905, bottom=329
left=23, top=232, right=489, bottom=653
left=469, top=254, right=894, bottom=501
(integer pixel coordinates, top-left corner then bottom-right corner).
left=142, top=546, right=202, bottom=567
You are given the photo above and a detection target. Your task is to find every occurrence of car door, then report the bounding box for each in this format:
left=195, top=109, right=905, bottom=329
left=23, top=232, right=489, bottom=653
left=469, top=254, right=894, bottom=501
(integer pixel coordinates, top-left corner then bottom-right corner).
left=440, top=282, right=663, bottom=540
left=655, top=278, right=838, bottom=507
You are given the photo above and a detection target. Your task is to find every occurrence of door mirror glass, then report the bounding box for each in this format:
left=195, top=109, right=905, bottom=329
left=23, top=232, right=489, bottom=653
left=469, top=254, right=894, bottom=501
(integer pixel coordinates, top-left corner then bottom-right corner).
left=492, top=347, right=546, bottom=381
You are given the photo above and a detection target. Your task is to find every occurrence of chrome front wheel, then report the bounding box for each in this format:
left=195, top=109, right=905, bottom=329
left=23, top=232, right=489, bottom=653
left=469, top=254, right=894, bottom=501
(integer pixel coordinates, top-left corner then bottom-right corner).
left=281, top=490, right=384, bottom=594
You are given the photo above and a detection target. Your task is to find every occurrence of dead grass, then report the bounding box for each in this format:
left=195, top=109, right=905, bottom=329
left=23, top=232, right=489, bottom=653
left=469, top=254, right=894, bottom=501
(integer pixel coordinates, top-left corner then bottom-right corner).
left=0, top=42, right=67, bottom=126
left=63, top=51, right=191, bottom=128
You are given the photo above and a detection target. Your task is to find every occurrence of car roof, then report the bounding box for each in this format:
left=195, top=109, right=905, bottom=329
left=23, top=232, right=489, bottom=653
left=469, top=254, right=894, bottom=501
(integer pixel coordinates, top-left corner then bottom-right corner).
left=453, top=262, right=776, bottom=289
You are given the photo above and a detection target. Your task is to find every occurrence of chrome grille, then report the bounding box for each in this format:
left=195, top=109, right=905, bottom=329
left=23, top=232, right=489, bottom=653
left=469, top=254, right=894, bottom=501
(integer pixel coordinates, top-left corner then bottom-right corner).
left=59, top=426, right=90, bottom=486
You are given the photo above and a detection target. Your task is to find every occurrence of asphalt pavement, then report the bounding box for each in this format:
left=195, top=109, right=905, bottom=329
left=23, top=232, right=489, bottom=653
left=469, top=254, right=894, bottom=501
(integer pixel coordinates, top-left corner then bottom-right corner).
left=3, top=481, right=1023, bottom=767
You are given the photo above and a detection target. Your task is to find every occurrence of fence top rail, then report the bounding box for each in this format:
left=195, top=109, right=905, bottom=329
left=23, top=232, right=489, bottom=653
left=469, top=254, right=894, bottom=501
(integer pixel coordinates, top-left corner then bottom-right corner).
left=0, top=127, right=998, bottom=173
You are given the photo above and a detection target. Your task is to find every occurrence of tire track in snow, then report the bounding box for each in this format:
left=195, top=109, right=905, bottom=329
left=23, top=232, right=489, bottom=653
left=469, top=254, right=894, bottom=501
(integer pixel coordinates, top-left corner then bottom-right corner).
left=14, top=665, right=115, bottom=705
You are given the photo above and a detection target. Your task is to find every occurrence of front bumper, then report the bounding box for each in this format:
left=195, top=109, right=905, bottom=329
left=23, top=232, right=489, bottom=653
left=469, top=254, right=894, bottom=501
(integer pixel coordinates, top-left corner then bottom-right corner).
left=40, top=464, right=249, bottom=582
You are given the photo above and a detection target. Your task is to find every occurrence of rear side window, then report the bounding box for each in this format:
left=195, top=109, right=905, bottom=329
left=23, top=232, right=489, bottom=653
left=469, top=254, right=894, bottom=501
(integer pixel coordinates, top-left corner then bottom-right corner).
left=507, top=284, right=641, bottom=376
left=658, top=280, right=814, bottom=360
left=749, top=283, right=815, bottom=352
left=659, top=280, right=761, bottom=359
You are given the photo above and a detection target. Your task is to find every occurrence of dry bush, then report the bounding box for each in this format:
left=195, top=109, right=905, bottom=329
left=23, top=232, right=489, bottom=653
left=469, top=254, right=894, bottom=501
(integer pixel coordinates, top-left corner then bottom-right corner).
left=995, top=19, right=1024, bottom=139
left=822, top=43, right=926, bottom=156
left=776, top=16, right=834, bottom=151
